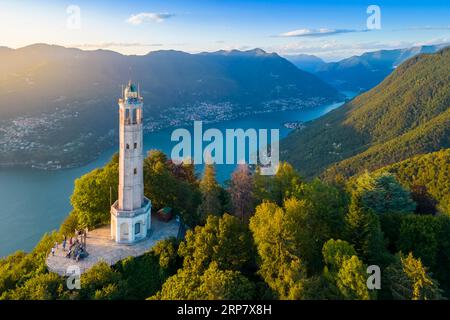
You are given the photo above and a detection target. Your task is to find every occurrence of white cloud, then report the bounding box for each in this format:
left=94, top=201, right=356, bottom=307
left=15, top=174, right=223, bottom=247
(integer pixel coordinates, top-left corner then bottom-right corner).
left=126, top=12, right=174, bottom=25
left=278, top=28, right=367, bottom=38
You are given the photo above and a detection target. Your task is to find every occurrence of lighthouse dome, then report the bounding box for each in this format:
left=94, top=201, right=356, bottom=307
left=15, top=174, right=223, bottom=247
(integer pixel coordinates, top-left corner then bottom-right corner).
left=124, top=81, right=138, bottom=98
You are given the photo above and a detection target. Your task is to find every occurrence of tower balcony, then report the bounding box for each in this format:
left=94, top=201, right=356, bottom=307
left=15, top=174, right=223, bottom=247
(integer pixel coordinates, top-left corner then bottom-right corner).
left=111, top=197, right=151, bottom=218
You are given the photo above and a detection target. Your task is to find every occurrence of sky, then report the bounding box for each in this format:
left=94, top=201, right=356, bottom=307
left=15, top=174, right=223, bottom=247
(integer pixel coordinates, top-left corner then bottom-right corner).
left=0, top=0, right=449, bottom=61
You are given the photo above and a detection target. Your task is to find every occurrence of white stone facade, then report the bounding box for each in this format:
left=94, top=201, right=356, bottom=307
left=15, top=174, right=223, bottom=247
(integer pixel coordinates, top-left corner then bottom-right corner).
left=111, top=81, right=151, bottom=244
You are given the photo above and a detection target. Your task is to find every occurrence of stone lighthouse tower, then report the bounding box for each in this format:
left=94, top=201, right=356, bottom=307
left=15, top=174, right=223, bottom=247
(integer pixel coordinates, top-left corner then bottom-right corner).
left=111, top=81, right=151, bottom=244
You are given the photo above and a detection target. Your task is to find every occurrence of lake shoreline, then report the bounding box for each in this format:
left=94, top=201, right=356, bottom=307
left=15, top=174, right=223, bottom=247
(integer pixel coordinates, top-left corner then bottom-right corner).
left=0, top=96, right=354, bottom=258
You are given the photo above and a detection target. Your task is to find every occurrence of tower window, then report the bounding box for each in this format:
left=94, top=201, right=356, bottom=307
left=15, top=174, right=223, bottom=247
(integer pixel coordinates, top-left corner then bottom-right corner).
left=135, top=223, right=141, bottom=235
left=134, top=143, right=137, bottom=149
left=134, top=168, right=137, bottom=175
left=126, top=144, right=130, bottom=149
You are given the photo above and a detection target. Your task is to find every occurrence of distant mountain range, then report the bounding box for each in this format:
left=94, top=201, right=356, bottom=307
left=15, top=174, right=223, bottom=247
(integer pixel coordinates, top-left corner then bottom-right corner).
left=285, top=44, right=449, bottom=92
left=281, top=47, right=450, bottom=179
left=0, top=44, right=340, bottom=168
left=282, top=54, right=326, bottom=73
left=0, top=44, right=339, bottom=120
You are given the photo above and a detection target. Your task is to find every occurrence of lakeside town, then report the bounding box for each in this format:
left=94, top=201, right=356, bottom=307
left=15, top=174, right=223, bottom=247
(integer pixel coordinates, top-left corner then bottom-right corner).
left=0, top=96, right=328, bottom=170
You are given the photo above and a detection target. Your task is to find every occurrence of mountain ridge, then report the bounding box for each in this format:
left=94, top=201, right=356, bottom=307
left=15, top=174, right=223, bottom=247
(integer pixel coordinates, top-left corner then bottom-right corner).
left=281, top=47, right=450, bottom=179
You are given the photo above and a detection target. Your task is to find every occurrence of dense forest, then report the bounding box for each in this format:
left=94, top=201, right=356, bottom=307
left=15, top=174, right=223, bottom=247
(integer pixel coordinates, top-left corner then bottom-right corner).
left=282, top=47, right=450, bottom=179
left=1, top=146, right=449, bottom=300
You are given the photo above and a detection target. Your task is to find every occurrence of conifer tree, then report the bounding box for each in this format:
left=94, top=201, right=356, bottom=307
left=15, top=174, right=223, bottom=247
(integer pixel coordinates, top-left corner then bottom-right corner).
left=229, top=164, right=254, bottom=221
left=198, top=163, right=223, bottom=221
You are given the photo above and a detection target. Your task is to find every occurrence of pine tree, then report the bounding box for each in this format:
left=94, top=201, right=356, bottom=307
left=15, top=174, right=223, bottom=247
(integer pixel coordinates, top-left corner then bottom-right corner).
left=198, top=164, right=222, bottom=221
left=386, top=252, right=444, bottom=300
left=345, top=195, right=389, bottom=266
left=354, top=171, right=416, bottom=214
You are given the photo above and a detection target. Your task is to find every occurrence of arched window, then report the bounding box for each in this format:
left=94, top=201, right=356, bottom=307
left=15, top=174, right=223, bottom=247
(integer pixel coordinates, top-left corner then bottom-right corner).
left=134, top=168, right=137, bottom=175
left=126, top=144, right=130, bottom=149
left=134, top=142, right=137, bottom=149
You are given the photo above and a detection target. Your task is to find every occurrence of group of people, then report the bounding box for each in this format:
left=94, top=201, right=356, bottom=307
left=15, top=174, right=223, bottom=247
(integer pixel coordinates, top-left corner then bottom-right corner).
left=50, top=229, right=89, bottom=262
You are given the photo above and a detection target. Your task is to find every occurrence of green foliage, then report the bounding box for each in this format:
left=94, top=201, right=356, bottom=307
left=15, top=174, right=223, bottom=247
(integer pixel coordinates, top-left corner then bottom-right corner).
left=198, top=262, right=255, bottom=300
left=336, top=256, right=373, bottom=300
left=197, top=163, right=224, bottom=221
left=352, top=172, right=416, bottom=214
left=59, top=211, right=79, bottom=236
left=150, top=268, right=202, bottom=300
left=344, top=196, right=389, bottom=266
left=253, top=162, right=302, bottom=206
left=376, top=149, right=450, bottom=215
left=322, top=239, right=374, bottom=300
left=179, top=214, right=254, bottom=273
left=144, top=150, right=202, bottom=227
left=386, top=253, right=444, bottom=300
left=397, top=215, right=440, bottom=271
left=249, top=200, right=308, bottom=299
left=322, top=239, right=357, bottom=272
left=1, top=272, right=65, bottom=300
left=70, top=153, right=119, bottom=228
left=153, top=214, right=256, bottom=300
left=79, top=262, right=123, bottom=300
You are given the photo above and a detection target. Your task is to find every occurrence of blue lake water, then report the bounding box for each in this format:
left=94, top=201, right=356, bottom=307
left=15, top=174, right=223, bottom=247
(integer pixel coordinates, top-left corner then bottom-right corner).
left=0, top=100, right=349, bottom=257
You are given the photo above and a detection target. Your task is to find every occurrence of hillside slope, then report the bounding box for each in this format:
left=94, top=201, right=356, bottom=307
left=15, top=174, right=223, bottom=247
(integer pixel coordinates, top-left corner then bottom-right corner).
left=281, top=47, right=450, bottom=179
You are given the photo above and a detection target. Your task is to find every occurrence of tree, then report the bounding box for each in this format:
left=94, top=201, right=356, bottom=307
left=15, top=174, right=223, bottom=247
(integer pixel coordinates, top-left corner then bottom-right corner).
left=2, top=272, right=65, bottom=300
left=198, top=164, right=223, bottom=221
left=353, top=171, right=416, bottom=214
left=229, top=164, right=254, bottom=221
left=294, top=180, right=348, bottom=272
left=344, top=195, right=389, bottom=266
left=144, top=150, right=201, bottom=227
left=249, top=200, right=308, bottom=299
left=253, top=162, right=302, bottom=206
left=198, top=262, right=255, bottom=300
left=336, top=256, right=373, bottom=300
left=386, top=253, right=444, bottom=300
left=59, top=211, right=79, bottom=236
left=79, top=262, right=123, bottom=300
left=322, top=239, right=357, bottom=272
left=150, top=268, right=202, bottom=300
left=178, top=214, right=254, bottom=274
left=70, top=154, right=119, bottom=228
left=397, top=215, right=440, bottom=270
left=152, top=214, right=256, bottom=300
left=322, top=239, right=374, bottom=300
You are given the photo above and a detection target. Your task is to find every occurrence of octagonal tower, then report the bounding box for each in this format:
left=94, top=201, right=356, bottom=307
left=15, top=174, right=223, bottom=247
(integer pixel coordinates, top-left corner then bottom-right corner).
left=111, top=81, right=151, bottom=244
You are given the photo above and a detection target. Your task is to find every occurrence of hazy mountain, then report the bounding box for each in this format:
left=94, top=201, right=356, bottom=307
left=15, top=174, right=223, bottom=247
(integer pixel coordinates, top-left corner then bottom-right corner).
left=283, top=54, right=326, bottom=73
left=0, top=44, right=340, bottom=120
left=281, top=47, right=450, bottom=179
left=311, top=44, right=448, bottom=92
left=0, top=44, right=340, bottom=168
left=285, top=44, right=448, bottom=92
